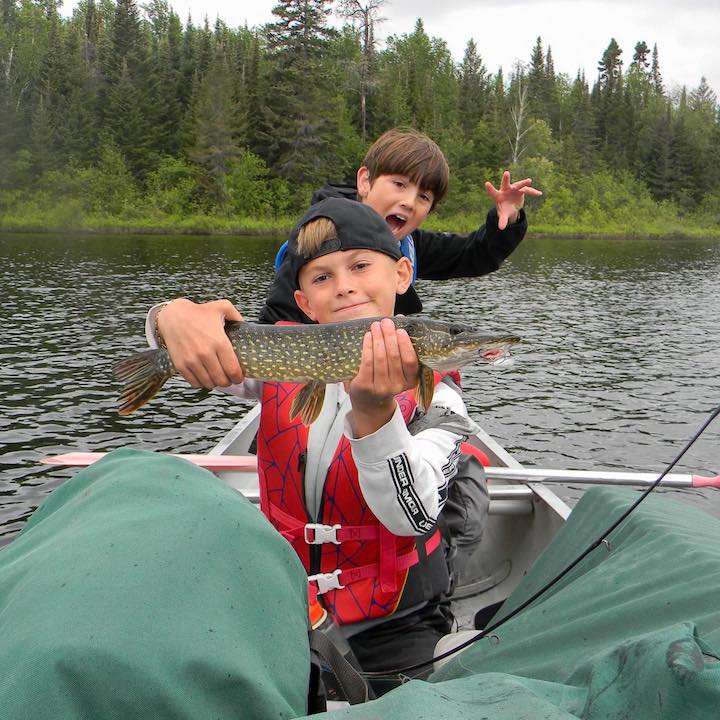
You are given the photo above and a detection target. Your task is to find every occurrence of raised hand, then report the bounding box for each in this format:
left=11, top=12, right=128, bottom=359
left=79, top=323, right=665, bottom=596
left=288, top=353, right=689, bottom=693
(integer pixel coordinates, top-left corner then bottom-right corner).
left=485, top=171, right=543, bottom=230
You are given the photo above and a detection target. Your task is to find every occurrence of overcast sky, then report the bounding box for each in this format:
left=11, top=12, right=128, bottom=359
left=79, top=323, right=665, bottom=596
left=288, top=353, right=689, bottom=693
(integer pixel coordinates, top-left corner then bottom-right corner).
left=62, top=0, right=720, bottom=96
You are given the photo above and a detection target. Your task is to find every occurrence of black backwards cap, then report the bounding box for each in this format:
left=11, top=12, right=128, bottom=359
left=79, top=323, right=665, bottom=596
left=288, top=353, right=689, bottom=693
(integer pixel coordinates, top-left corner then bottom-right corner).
left=285, top=197, right=422, bottom=314
left=286, top=197, right=401, bottom=276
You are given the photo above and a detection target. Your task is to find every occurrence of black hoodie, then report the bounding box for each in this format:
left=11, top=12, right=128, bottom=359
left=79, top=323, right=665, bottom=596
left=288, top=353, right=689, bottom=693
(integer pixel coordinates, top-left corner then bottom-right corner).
left=257, top=184, right=527, bottom=324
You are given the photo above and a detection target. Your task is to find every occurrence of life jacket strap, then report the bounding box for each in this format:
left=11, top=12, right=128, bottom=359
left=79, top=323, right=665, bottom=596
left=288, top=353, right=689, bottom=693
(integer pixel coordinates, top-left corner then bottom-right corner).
left=379, top=525, right=397, bottom=593
left=268, top=503, right=379, bottom=544
left=308, top=530, right=442, bottom=598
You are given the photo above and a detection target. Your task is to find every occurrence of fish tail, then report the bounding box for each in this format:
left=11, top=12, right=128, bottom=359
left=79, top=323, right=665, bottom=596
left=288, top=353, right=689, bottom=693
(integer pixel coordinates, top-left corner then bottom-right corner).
left=113, top=349, right=175, bottom=416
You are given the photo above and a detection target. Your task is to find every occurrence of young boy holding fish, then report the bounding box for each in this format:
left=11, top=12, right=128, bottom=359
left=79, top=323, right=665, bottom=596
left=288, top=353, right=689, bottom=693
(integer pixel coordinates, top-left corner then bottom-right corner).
left=148, top=128, right=540, bottom=390
left=141, top=197, right=482, bottom=694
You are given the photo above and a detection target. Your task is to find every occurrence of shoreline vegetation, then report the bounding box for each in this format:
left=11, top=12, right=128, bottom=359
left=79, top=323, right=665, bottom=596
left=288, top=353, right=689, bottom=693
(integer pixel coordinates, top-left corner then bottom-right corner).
left=2, top=167, right=718, bottom=239
left=2, top=215, right=719, bottom=240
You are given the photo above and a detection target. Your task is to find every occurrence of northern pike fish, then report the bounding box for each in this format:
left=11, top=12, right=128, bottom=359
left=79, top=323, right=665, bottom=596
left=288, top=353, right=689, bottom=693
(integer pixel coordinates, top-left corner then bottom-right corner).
left=114, top=317, right=520, bottom=425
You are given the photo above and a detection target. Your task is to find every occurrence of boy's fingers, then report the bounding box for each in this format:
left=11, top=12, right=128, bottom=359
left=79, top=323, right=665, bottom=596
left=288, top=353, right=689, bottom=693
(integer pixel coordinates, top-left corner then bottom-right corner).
left=174, top=352, right=228, bottom=389
left=382, top=322, right=418, bottom=389
left=216, top=346, right=245, bottom=385
left=358, top=329, right=375, bottom=378
left=510, top=177, right=534, bottom=189
left=174, top=358, right=212, bottom=388
left=379, top=319, right=403, bottom=384
left=204, top=344, right=244, bottom=386
left=198, top=359, right=229, bottom=388
left=215, top=300, right=243, bottom=323
left=396, top=329, right=419, bottom=382
left=371, top=321, right=389, bottom=381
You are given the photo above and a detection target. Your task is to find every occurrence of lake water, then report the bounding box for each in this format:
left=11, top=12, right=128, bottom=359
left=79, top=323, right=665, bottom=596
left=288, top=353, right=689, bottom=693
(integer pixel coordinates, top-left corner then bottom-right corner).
left=2, top=231, right=719, bottom=544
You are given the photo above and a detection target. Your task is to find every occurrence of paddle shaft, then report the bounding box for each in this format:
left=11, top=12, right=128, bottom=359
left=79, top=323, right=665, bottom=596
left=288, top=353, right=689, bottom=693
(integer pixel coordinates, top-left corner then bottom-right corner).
left=482, top=466, right=720, bottom=489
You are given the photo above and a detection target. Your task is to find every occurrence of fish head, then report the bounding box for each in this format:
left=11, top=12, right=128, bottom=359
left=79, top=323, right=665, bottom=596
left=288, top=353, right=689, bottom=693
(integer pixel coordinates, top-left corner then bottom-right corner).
left=413, top=322, right=521, bottom=372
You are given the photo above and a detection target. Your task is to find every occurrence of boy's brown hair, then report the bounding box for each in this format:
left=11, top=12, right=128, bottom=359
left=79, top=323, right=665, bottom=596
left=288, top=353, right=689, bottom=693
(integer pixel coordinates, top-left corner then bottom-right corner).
left=361, top=128, right=449, bottom=210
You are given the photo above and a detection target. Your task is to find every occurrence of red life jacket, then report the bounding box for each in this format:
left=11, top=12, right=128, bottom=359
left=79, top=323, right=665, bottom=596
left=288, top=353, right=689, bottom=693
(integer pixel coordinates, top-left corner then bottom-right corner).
left=257, top=376, right=453, bottom=625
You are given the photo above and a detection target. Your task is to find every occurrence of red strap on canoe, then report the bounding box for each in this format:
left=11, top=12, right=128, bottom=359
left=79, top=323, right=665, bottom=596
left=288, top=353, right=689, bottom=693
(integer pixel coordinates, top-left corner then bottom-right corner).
left=460, top=441, right=490, bottom=467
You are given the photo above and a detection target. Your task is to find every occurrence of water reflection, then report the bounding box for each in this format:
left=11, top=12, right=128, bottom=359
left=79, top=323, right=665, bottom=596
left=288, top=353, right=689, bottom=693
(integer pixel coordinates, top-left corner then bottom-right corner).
left=1, top=232, right=719, bottom=541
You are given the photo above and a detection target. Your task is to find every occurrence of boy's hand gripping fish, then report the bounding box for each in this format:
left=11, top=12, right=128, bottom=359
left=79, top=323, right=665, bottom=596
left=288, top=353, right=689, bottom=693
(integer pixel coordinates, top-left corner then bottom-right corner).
left=113, top=317, right=520, bottom=425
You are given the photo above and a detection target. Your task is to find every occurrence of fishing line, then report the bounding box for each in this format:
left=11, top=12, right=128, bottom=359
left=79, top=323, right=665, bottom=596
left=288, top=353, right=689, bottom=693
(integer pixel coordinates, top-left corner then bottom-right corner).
left=361, top=402, right=720, bottom=683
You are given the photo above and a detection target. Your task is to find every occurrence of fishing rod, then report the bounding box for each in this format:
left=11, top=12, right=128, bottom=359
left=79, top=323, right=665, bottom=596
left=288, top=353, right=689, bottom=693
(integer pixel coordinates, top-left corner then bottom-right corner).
left=362, top=402, right=720, bottom=683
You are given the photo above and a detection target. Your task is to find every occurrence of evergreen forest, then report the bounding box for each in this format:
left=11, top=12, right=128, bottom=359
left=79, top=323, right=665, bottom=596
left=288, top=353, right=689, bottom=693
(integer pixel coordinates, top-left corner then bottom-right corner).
left=1, top=0, right=719, bottom=236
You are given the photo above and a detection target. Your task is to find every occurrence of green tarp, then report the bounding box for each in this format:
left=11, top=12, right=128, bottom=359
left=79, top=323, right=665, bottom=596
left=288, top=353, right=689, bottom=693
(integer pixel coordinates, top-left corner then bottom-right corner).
left=300, top=486, right=720, bottom=719
left=4, top=453, right=720, bottom=719
left=0, top=449, right=310, bottom=720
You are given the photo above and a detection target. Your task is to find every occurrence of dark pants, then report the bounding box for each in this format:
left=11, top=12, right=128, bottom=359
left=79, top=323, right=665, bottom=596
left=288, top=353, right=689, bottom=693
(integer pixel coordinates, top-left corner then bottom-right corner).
left=347, top=600, right=454, bottom=697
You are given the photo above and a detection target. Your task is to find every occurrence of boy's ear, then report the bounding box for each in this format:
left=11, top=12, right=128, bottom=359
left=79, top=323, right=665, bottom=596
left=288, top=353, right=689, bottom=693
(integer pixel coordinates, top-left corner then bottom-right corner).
left=294, top=289, right=318, bottom=322
left=356, top=166, right=371, bottom=201
left=395, top=256, right=413, bottom=295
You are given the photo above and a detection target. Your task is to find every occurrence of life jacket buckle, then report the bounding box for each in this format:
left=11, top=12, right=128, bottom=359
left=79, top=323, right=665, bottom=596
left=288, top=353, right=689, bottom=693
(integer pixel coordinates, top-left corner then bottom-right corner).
left=308, top=569, right=345, bottom=595
left=304, top=523, right=341, bottom=545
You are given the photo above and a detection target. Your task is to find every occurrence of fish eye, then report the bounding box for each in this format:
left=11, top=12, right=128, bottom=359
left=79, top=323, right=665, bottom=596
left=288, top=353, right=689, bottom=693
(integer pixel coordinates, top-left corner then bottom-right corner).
left=448, top=325, right=465, bottom=336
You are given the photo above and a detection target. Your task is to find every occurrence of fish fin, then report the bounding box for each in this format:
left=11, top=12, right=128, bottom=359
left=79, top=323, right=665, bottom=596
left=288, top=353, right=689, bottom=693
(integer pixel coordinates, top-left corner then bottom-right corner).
left=113, top=349, right=175, bottom=416
left=291, top=381, right=327, bottom=425
left=415, top=364, right=436, bottom=413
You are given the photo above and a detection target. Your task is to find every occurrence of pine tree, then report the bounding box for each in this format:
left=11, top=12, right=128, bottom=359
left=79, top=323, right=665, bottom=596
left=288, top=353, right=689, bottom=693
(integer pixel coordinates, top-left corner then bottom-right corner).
left=643, top=102, right=672, bottom=200
left=689, top=76, right=718, bottom=112
left=650, top=43, right=663, bottom=95
left=263, top=0, right=347, bottom=188
left=597, top=38, right=623, bottom=93
left=631, top=41, right=650, bottom=70
left=375, top=19, right=457, bottom=138
left=669, top=91, right=696, bottom=206
left=526, top=36, right=546, bottom=120
left=567, top=71, right=597, bottom=173
left=594, top=39, right=626, bottom=164
left=625, top=39, right=654, bottom=112
left=99, top=0, right=158, bottom=178
left=194, top=18, right=214, bottom=78
left=153, top=10, right=184, bottom=156
left=34, top=8, right=64, bottom=170
left=242, top=32, right=272, bottom=161
left=458, top=39, right=488, bottom=137
left=190, top=45, right=241, bottom=208
left=474, top=68, right=511, bottom=171
left=543, top=46, right=561, bottom=131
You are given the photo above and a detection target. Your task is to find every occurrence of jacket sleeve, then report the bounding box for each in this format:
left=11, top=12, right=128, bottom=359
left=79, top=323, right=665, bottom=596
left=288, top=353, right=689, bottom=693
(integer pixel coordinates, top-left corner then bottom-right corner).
left=257, top=255, right=314, bottom=325
left=344, top=383, right=469, bottom=537
left=414, top=207, right=527, bottom=280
